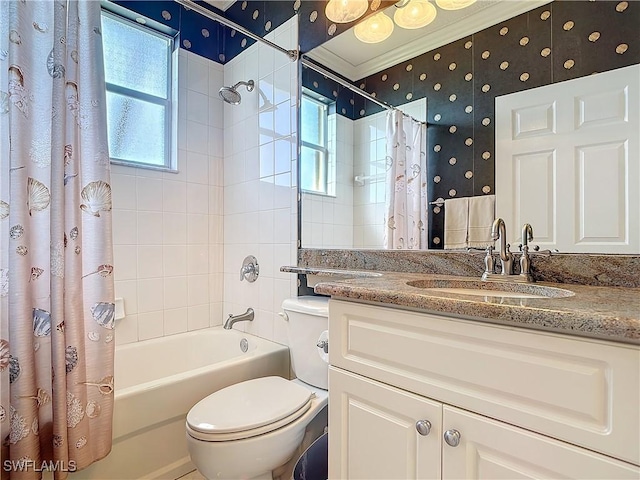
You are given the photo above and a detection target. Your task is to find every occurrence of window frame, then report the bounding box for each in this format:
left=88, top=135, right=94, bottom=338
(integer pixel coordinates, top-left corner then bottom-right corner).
left=300, top=92, right=331, bottom=195
left=101, top=8, right=177, bottom=172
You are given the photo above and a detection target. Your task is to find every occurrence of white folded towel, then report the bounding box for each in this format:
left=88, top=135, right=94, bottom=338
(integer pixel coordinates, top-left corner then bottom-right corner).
left=468, top=195, right=496, bottom=248
left=444, top=197, right=469, bottom=249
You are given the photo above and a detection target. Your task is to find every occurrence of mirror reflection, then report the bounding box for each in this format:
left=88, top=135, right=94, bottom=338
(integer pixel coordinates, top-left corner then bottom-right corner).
left=299, top=0, right=639, bottom=253
left=300, top=65, right=427, bottom=250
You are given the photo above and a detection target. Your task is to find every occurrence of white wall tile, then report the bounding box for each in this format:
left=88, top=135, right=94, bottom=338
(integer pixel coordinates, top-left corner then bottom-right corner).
left=164, top=276, right=188, bottom=310
left=137, top=278, right=164, bottom=313
left=112, top=209, right=137, bottom=245
left=188, top=304, right=210, bottom=331
left=137, top=246, right=163, bottom=279
left=187, top=54, right=209, bottom=94
left=163, top=245, right=187, bottom=277
left=187, top=183, right=209, bottom=215
left=115, top=279, right=138, bottom=315
left=137, top=211, right=163, bottom=245
left=111, top=174, right=137, bottom=210
left=164, top=307, right=188, bottom=336
left=188, top=275, right=209, bottom=306
left=137, top=177, right=163, bottom=211
left=138, top=311, right=164, bottom=341
left=186, top=120, right=209, bottom=154
left=187, top=90, right=209, bottom=124
left=163, top=213, right=188, bottom=245
left=187, top=151, right=209, bottom=185
left=163, top=180, right=187, bottom=213
left=113, top=245, right=137, bottom=281
left=115, top=314, right=138, bottom=345
left=187, top=245, right=209, bottom=275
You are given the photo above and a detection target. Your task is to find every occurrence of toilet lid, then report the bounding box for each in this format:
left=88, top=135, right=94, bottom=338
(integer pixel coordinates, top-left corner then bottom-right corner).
left=187, top=376, right=313, bottom=435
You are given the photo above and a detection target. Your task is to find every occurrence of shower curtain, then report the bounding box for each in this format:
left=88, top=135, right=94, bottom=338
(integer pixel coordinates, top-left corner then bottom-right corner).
left=383, top=110, right=428, bottom=249
left=0, top=1, right=115, bottom=478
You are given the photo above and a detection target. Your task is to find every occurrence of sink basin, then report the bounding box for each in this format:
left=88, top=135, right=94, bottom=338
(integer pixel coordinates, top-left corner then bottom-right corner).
left=406, top=279, right=575, bottom=299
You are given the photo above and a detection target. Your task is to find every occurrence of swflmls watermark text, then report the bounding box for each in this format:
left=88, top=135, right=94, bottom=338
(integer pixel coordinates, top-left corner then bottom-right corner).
left=3, top=460, right=77, bottom=473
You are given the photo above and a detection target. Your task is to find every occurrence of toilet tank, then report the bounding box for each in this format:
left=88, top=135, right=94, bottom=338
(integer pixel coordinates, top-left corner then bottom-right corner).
left=282, top=296, right=329, bottom=390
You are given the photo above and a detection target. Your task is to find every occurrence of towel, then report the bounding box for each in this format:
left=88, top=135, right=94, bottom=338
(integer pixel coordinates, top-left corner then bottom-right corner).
left=444, top=197, right=469, bottom=249
left=468, top=195, right=496, bottom=248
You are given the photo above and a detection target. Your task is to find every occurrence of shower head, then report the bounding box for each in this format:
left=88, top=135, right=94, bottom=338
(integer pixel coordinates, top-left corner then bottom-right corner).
left=219, top=79, right=255, bottom=105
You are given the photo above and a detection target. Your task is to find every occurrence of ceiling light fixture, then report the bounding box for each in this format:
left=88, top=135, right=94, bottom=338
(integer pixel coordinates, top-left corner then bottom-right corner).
left=354, top=11, right=395, bottom=43
left=325, top=0, right=369, bottom=23
left=435, top=0, right=476, bottom=10
left=394, top=0, right=437, bottom=29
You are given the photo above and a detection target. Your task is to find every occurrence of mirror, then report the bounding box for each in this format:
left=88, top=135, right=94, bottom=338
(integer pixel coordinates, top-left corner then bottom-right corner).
left=298, top=0, right=639, bottom=253
left=299, top=63, right=427, bottom=250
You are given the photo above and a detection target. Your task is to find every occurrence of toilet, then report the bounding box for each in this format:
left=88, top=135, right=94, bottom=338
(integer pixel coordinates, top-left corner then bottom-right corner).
left=186, top=296, right=329, bottom=480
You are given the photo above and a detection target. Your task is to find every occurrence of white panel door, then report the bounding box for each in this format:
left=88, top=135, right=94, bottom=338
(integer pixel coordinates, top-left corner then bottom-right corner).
left=328, top=367, right=442, bottom=480
left=442, top=405, right=640, bottom=480
left=495, top=64, right=639, bottom=253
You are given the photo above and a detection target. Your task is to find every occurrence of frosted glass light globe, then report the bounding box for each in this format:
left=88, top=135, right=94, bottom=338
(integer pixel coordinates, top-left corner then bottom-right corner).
left=325, top=0, right=369, bottom=23
left=354, top=12, right=395, bottom=43
left=394, top=0, right=437, bottom=29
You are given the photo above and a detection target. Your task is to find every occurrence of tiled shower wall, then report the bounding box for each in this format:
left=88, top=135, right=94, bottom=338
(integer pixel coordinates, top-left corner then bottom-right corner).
left=301, top=113, right=354, bottom=249
left=111, top=50, right=225, bottom=344
left=222, top=17, right=298, bottom=345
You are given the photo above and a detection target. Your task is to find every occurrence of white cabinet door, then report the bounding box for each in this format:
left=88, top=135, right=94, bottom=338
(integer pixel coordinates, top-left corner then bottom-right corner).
left=442, top=405, right=640, bottom=480
left=495, top=64, right=639, bottom=253
left=329, top=367, right=442, bottom=480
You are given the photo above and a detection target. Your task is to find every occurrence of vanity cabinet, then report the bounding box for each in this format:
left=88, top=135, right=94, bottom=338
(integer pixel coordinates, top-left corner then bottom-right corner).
left=328, top=299, right=640, bottom=479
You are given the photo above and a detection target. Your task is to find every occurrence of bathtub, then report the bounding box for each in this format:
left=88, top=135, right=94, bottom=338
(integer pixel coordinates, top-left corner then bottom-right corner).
left=72, top=328, right=290, bottom=480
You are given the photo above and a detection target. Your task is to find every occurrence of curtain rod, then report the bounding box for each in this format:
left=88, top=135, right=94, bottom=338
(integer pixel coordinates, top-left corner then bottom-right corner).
left=175, top=0, right=298, bottom=61
left=301, top=56, right=426, bottom=125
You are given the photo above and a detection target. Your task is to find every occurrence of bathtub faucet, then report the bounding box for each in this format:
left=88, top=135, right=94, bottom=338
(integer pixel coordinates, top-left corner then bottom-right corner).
left=224, top=308, right=254, bottom=330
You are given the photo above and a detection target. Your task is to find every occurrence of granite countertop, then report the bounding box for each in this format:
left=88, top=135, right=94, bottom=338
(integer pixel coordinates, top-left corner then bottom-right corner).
left=282, top=266, right=640, bottom=345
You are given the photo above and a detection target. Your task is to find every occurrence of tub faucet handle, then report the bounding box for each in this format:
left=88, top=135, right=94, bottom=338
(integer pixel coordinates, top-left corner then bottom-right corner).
left=240, top=255, right=259, bottom=282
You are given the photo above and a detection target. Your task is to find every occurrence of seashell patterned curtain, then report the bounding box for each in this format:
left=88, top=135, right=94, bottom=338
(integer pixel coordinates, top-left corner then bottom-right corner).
left=383, top=110, right=428, bottom=249
left=0, top=1, right=115, bottom=478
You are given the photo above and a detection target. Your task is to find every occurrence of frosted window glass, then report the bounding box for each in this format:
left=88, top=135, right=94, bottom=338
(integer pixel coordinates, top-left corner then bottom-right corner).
left=106, top=92, right=165, bottom=166
left=102, top=13, right=169, bottom=99
left=301, top=96, right=325, bottom=144
left=301, top=146, right=326, bottom=194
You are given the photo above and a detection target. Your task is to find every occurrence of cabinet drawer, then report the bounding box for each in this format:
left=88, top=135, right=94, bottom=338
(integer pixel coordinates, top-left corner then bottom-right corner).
left=329, top=299, right=640, bottom=465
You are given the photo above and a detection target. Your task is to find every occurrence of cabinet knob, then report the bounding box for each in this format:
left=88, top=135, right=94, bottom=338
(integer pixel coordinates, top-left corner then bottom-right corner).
left=415, top=420, right=431, bottom=436
left=443, top=429, right=461, bottom=447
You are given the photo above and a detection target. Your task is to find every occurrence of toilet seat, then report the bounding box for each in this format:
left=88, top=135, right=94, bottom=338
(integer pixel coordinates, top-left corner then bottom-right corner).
left=186, top=376, right=314, bottom=442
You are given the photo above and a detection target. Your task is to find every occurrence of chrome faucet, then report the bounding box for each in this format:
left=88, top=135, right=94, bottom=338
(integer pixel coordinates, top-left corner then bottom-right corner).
left=240, top=255, right=259, bottom=282
left=480, top=219, right=549, bottom=283
left=223, top=308, right=254, bottom=330
left=491, top=218, right=513, bottom=276
left=519, top=223, right=534, bottom=282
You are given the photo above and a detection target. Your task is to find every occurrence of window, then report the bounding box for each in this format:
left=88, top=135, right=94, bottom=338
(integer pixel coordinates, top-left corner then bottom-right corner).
left=300, top=93, right=332, bottom=195
left=101, top=10, right=176, bottom=170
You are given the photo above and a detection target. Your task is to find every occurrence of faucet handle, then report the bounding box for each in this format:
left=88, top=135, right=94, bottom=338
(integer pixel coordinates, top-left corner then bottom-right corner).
left=528, top=247, right=557, bottom=257
left=466, top=246, right=491, bottom=256
left=240, top=255, right=259, bottom=282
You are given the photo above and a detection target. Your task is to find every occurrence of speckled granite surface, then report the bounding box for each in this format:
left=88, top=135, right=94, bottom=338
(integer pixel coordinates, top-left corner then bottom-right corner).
left=298, top=249, right=640, bottom=288
left=287, top=269, right=640, bottom=345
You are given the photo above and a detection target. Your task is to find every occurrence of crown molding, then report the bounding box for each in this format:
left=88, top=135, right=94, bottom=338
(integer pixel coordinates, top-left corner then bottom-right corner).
left=311, top=0, right=552, bottom=81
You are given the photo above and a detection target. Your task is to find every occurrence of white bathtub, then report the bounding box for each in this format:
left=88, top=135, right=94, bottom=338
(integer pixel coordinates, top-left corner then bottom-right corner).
left=72, top=328, right=290, bottom=480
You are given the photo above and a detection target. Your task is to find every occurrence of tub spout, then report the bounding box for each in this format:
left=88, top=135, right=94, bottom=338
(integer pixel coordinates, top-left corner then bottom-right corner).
left=224, top=308, right=254, bottom=330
